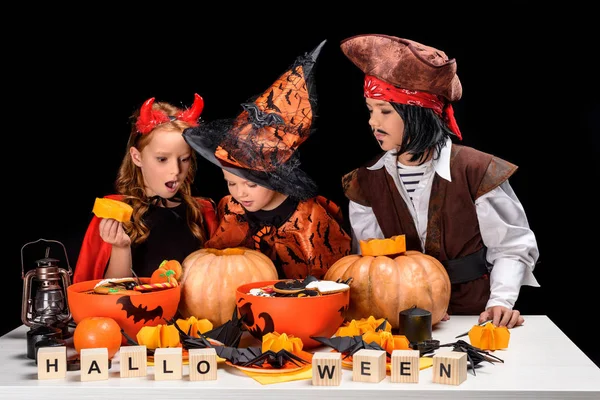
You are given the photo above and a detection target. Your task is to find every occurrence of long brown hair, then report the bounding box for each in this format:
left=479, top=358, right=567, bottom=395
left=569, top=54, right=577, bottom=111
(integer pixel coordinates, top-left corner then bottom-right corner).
left=115, top=100, right=208, bottom=245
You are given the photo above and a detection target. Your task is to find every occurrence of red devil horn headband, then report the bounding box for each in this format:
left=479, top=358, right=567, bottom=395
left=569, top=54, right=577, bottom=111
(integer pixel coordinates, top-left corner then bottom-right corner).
left=136, top=93, right=204, bottom=134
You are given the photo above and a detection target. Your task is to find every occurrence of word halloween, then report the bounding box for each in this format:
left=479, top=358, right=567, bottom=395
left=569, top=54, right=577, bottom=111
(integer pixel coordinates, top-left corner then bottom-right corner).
left=38, top=346, right=468, bottom=386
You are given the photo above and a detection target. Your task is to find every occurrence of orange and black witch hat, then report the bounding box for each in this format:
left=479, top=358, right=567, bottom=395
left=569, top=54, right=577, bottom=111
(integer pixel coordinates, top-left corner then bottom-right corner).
left=183, top=40, right=326, bottom=200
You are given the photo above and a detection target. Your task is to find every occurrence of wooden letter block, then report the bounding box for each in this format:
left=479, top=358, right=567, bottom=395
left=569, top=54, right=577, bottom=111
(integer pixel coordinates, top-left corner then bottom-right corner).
left=189, top=348, right=217, bottom=381
left=154, top=347, right=182, bottom=381
left=37, top=346, right=66, bottom=380
left=432, top=351, right=467, bottom=386
left=352, top=349, right=386, bottom=383
left=120, top=345, right=147, bottom=378
left=80, top=348, right=109, bottom=381
left=312, top=352, right=342, bottom=386
left=391, top=349, right=420, bottom=383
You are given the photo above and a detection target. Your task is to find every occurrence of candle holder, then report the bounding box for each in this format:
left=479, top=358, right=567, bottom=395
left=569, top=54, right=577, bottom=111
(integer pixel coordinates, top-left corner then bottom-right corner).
left=398, top=306, right=432, bottom=345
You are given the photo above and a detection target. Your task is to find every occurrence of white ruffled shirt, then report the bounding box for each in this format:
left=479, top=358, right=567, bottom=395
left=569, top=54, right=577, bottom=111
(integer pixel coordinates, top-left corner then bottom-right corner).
left=348, top=138, right=540, bottom=310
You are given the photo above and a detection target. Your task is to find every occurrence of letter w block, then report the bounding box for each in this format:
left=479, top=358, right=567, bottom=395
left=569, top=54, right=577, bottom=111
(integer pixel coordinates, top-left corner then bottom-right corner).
left=312, top=352, right=342, bottom=386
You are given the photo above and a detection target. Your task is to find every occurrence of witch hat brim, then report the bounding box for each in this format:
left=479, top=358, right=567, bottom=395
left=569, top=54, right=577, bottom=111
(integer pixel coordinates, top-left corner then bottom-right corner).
left=184, top=40, right=326, bottom=200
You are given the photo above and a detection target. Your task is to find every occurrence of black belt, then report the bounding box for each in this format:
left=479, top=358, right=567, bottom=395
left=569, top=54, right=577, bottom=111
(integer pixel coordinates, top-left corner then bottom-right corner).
left=441, top=247, right=490, bottom=284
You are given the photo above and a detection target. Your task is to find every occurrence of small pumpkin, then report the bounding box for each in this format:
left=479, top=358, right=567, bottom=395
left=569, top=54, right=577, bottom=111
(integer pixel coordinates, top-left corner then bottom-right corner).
left=324, top=236, right=451, bottom=329
left=468, top=322, right=510, bottom=350
left=73, top=316, right=122, bottom=359
left=150, top=259, right=182, bottom=285
left=179, top=247, right=278, bottom=327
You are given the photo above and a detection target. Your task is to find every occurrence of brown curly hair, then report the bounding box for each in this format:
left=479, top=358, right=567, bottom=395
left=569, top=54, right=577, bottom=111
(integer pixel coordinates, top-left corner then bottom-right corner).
left=115, top=100, right=208, bottom=246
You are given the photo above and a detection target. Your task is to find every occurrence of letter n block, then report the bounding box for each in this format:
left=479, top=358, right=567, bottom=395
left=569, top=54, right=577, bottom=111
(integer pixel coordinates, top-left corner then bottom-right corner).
left=154, top=347, right=182, bottom=380
left=189, top=348, right=217, bottom=381
left=37, top=346, right=66, bottom=380
left=120, top=345, right=147, bottom=378
left=352, top=349, right=386, bottom=383
left=391, top=349, right=420, bottom=383
left=80, top=348, right=109, bottom=381
left=312, top=352, right=342, bottom=386
left=432, top=351, right=467, bottom=386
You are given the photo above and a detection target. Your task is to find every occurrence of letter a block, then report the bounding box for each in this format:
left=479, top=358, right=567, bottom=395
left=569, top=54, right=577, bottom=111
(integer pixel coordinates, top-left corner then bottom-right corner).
left=312, top=352, right=342, bottom=386
left=391, top=349, right=420, bottom=383
left=352, top=349, right=386, bottom=383
left=432, top=351, right=467, bottom=386
left=154, top=347, right=182, bottom=380
left=80, top=348, right=109, bottom=381
left=37, top=346, right=66, bottom=380
left=189, top=348, right=217, bottom=381
left=120, top=345, right=147, bottom=378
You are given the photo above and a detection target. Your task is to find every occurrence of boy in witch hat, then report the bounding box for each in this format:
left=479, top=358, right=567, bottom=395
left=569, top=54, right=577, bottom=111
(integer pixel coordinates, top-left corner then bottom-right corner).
left=340, top=34, right=539, bottom=328
left=184, top=40, right=351, bottom=280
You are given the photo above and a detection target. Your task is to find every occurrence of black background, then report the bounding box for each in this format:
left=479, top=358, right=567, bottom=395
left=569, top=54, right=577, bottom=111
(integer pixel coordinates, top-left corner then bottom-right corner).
left=9, top=7, right=598, bottom=367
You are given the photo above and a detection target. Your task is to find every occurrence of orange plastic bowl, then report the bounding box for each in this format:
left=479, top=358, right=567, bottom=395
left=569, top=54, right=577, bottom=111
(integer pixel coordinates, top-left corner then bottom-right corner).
left=67, top=278, right=180, bottom=343
left=236, top=280, right=350, bottom=349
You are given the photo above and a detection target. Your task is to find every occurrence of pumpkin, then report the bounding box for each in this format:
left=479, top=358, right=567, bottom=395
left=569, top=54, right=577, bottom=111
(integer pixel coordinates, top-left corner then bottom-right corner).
left=92, top=197, right=133, bottom=222
left=73, top=316, right=122, bottom=359
left=323, top=237, right=451, bottom=329
left=179, top=247, right=278, bottom=327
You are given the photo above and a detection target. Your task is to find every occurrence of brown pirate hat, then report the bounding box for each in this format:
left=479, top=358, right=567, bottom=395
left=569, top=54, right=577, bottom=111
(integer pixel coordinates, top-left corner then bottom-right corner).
left=340, top=34, right=462, bottom=102
left=184, top=40, right=326, bottom=200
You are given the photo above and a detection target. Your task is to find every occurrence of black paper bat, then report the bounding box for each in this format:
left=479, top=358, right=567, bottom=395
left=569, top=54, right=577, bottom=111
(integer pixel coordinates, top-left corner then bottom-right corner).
left=116, top=296, right=163, bottom=323
left=203, top=308, right=246, bottom=347
left=310, top=335, right=385, bottom=359
left=213, top=345, right=263, bottom=365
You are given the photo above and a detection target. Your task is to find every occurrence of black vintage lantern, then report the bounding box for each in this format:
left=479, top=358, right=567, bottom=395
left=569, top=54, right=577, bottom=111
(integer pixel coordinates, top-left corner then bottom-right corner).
left=21, top=239, right=72, bottom=328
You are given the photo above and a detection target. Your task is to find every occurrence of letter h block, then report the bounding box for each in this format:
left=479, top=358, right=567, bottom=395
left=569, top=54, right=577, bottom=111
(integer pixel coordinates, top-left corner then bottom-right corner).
left=37, top=346, right=67, bottom=380
left=432, top=351, right=467, bottom=385
left=312, top=352, right=342, bottom=386
left=189, top=348, right=218, bottom=381
left=120, top=345, right=148, bottom=378
left=352, top=349, right=386, bottom=383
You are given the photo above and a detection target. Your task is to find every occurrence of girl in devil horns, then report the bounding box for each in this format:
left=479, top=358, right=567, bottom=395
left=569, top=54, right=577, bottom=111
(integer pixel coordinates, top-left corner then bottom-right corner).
left=73, top=94, right=218, bottom=282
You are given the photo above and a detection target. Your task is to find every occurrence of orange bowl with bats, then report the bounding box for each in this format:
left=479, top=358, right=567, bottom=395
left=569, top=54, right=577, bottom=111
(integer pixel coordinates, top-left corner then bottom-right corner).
left=67, top=278, right=180, bottom=343
left=235, top=280, right=350, bottom=349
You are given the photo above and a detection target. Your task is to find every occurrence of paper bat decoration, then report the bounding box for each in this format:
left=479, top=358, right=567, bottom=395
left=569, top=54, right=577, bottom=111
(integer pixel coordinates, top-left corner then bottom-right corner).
left=213, top=345, right=263, bottom=365
left=310, top=335, right=386, bottom=358
left=203, top=308, right=246, bottom=347
left=116, top=296, right=163, bottom=323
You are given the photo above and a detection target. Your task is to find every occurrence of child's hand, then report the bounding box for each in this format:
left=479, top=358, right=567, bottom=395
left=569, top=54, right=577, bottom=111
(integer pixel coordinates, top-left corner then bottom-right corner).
left=99, top=218, right=131, bottom=248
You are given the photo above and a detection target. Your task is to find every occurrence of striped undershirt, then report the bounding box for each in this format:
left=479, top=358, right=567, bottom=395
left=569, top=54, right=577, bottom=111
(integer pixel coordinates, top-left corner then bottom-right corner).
left=397, top=162, right=427, bottom=200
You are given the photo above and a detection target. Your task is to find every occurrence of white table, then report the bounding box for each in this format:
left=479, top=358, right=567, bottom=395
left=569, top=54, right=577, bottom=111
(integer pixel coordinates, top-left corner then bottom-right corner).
left=0, top=315, right=599, bottom=399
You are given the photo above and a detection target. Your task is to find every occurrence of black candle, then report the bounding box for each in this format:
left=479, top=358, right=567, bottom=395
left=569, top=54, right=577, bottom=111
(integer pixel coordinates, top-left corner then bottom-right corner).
left=398, top=306, right=432, bottom=344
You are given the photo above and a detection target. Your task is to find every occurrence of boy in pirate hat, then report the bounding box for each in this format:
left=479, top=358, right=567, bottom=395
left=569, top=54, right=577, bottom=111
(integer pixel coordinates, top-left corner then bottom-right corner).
left=340, top=34, right=539, bottom=328
left=184, top=40, right=351, bottom=280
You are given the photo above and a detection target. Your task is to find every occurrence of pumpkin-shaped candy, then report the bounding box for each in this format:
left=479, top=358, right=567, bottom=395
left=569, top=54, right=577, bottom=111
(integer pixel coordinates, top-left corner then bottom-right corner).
left=324, top=236, right=451, bottom=329
left=179, top=247, right=278, bottom=327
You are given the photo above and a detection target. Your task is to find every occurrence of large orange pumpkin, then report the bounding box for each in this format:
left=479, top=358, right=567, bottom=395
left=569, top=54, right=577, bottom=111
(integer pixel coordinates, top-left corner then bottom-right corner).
left=179, top=247, right=278, bottom=327
left=324, top=238, right=451, bottom=329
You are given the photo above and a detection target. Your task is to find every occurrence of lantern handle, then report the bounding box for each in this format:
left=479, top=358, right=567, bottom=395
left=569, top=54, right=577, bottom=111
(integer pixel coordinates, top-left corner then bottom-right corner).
left=21, top=238, right=72, bottom=279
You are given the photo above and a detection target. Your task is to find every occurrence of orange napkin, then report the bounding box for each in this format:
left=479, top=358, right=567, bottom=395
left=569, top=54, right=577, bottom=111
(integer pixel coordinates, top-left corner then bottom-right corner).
left=238, top=364, right=313, bottom=385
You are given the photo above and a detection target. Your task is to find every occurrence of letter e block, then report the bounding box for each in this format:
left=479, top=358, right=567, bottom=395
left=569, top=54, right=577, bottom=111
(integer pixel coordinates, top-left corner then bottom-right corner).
left=120, top=345, right=147, bottom=378
left=352, top=349, right=386, bottom=383
left=80, top=348, right=109, bottom=381
left=391, top=349, right=420, bottom=383
left=189, top=348, right=217, bottom=381
left=37, top=346, right=66, bottom=380
left=432, top=351, right=467, bottom=385
left=154, top=347, right=182, bottom=380
left=312, top=352, right=342, bottom=386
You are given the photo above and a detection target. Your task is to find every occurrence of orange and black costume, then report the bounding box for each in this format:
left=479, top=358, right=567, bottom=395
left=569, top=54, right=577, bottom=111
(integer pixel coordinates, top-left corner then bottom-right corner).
left=206, top=195, right=351, bottom=279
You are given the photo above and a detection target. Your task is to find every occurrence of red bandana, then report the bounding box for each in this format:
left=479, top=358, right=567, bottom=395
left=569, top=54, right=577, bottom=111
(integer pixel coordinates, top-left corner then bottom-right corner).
left=364, top=75, right=462, bottom=140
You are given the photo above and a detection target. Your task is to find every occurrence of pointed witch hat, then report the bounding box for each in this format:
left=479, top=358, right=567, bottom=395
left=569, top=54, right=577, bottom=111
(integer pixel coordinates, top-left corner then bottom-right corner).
left=183, top=40, right=326, bottom=200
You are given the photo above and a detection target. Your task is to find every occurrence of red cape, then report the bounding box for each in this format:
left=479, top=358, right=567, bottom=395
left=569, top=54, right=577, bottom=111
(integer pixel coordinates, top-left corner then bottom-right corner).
left=73, top=195, right=217, bottom=283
